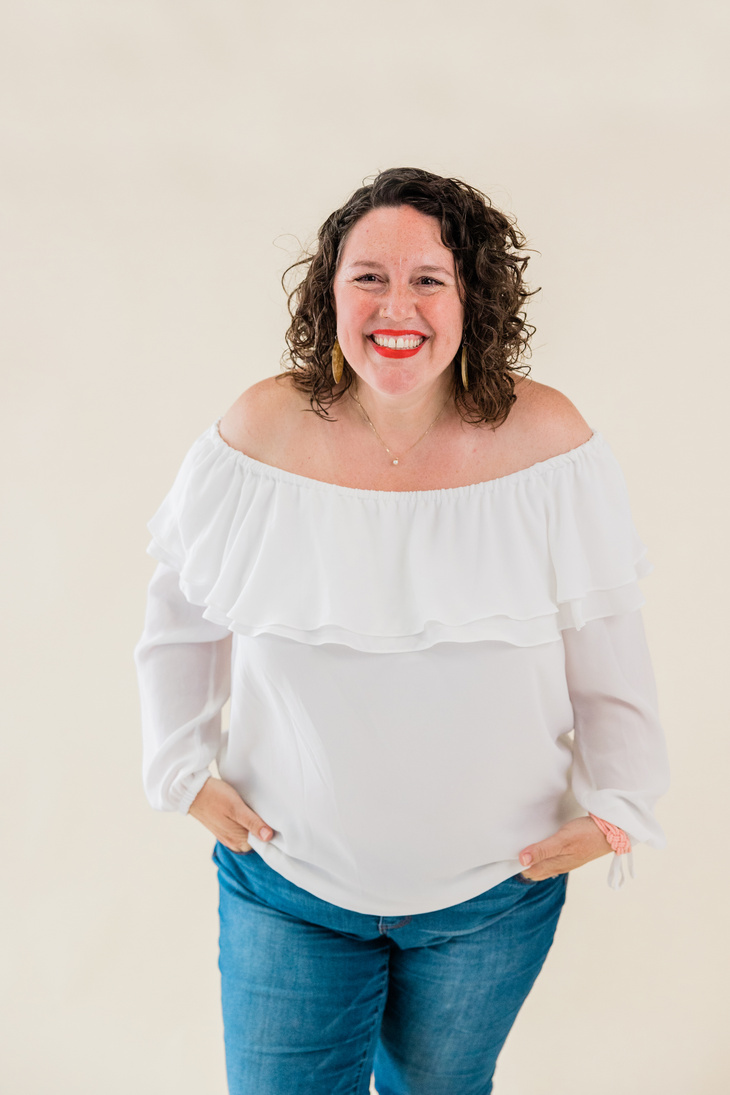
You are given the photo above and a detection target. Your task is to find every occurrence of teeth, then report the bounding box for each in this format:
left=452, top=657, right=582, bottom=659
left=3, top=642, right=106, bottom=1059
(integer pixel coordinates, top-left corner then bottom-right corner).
left=372, top=334, right=426, bottom=349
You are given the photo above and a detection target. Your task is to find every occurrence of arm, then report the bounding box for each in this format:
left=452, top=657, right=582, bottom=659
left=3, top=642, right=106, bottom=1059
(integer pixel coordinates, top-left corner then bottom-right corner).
left=134, top=561, right=276, bottom=850
left=133, top=561, right=233, bottom=813
left=519, top=610, right=670, bottom=888
left=563, top=609, right=670, bottom=850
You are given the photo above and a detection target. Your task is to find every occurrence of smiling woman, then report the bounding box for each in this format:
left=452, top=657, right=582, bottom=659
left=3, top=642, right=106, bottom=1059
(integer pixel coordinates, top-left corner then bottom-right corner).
left=282, top=167, right=535, bottom=429
left=333, top=205, right=464, bottom=402
left=134, top=167, right=670, bottom=1095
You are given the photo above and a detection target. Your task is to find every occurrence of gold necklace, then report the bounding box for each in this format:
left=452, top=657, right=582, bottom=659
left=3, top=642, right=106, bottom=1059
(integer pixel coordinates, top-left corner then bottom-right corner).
left=350, top=381, right=453, bottom=466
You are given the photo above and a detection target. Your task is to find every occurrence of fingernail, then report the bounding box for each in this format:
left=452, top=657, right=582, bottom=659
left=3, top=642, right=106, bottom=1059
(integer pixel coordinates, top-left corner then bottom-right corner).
left=520, top=853, right=532, bottom=866
left=260, top=827, right=273, bottom=840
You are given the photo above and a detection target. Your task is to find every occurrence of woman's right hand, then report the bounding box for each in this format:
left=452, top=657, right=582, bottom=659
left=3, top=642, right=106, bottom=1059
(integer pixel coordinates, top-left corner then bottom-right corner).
left=188, top=777, right=275, bottom=853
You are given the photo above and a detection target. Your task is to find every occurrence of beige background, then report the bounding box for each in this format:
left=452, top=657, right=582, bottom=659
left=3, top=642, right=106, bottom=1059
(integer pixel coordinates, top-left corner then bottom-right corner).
left=2, top=2, right=727, bottom=1092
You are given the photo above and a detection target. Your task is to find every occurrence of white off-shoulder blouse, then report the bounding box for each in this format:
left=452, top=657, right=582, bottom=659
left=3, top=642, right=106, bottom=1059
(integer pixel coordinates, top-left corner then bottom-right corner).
left=134, top=421, right=670, bottom=915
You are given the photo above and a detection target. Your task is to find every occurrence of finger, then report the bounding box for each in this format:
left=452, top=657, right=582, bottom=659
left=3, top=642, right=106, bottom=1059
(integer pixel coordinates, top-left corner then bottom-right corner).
left=522, top=827, right=612, bottom=878
left=189, top=779, right=275, bottom=851
left=520, top=832, right=566, bottom=869
left=520, top=842, right=546, bottom=868
left=217, top=821, right=254, bottom=854
left=230, top=798, right=274, bottom=842
left=219, top=835, right=251, bottom=853
left=521, top=862, right=565, bottom=881
left=525, top=847, right=592, bottom=879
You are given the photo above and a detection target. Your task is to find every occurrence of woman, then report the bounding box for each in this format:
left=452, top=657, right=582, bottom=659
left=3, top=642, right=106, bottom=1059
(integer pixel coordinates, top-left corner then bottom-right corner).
left=134, top=168, right=670, bottom=1095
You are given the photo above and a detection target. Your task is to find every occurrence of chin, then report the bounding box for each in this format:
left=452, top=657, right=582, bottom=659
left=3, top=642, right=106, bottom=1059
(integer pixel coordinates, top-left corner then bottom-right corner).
left=362, top=367, right=420, bottom=394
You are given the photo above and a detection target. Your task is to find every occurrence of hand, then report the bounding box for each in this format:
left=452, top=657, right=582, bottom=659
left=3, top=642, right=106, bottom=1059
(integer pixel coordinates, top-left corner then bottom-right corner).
left=188, top=777, right=275, bottom=854
left=518, top=816, right=613, bottom=881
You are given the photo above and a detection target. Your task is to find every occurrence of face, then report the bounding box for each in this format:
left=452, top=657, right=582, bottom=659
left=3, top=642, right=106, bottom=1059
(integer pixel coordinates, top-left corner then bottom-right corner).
left=332, top=204, right=464, bottom=398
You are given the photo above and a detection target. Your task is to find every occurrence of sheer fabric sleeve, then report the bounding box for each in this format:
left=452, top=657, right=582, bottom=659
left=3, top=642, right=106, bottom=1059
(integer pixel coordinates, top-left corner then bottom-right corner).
left=133, top=561, right=232, bottom=813
left=562, top=609, right=670, bottom=890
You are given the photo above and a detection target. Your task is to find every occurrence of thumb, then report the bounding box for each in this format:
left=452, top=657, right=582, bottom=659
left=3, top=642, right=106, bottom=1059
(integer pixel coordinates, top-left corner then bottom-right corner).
left=519, top=834, right=558, bottom=868
left=229, top=790, right=274, bottom=842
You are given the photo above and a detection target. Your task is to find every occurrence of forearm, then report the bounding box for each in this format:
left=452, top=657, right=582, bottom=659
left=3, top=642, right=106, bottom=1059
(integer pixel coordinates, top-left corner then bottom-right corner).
left=563, top=610, right=670, bottom=843
left=134, top=562, right=233, bottom=812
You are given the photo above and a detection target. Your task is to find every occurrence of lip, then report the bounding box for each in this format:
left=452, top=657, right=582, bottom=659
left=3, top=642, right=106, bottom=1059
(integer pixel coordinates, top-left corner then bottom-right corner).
left=371, top=329, right=427, bottom=337
left=368, top=330, right=429, bottom=359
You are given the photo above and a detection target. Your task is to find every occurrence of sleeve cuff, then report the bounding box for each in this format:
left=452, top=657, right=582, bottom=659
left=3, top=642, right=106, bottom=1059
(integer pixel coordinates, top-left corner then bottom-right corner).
left=177, top=770, right=212, bottom=814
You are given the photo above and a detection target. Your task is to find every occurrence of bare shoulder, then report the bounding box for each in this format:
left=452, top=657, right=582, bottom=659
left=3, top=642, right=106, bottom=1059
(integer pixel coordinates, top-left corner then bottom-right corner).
left=507, top=376, right=594, bottom=460
left=218, top=374, right=309, bottom=462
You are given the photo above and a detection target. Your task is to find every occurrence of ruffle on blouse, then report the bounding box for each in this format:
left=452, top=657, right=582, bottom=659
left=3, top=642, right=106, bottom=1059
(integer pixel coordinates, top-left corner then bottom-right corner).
left=145, top=421, right=652, bottom=653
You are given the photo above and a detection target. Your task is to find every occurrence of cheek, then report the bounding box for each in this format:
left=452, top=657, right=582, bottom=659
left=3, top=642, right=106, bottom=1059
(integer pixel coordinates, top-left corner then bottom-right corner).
left=335, top=291, right=372, bottom=333
left=427, top=298, right=464, bottom=337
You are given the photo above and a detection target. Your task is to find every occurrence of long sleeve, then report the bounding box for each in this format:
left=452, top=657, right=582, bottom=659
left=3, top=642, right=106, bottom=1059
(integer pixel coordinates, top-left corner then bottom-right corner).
left=562, top=609, right=670, bottom=889
left=133, top=561, right=233, bottom=813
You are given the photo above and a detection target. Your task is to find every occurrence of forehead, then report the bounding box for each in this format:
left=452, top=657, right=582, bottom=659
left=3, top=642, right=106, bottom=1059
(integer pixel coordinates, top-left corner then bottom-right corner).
left=339, top=205, right=454, bottom=269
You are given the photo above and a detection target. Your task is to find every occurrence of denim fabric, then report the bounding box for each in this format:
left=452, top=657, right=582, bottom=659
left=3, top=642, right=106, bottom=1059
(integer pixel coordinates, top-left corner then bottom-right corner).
left=214, top=843, right=568, bottom=1095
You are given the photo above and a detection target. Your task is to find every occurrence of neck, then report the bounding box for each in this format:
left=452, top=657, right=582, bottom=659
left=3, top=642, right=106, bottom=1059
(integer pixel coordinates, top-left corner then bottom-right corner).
left=350, top=372, right=455, bottom=438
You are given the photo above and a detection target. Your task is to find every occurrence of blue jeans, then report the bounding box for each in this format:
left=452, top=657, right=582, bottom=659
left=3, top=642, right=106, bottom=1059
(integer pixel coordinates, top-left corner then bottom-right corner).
left=214, top=843, right=568, bottom=1095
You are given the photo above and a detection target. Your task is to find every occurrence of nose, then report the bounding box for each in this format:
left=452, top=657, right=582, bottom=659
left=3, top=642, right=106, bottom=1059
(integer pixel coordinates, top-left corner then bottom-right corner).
left=379, top=282, right=417, bottom=322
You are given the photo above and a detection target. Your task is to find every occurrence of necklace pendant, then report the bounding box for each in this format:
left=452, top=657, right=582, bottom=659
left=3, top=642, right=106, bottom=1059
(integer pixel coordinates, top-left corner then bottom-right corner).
left=392, top=458, right=399, bottom=465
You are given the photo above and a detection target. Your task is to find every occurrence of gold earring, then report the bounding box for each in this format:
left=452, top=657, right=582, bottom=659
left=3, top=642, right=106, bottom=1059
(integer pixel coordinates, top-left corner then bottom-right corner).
left=332, top=338, right=344, bottom=384
left=461, top=344, right=468, bottom=391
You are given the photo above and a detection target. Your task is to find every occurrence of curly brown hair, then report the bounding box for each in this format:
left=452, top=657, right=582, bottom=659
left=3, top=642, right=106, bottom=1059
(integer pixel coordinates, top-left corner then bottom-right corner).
left=280, top=167, right=537, bottom=427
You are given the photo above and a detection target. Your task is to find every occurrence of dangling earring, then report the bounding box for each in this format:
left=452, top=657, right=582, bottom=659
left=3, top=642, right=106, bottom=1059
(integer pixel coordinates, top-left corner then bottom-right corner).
left=460, top=344, right=469, bottom=391
left=332, top=338, right=344, bottom=384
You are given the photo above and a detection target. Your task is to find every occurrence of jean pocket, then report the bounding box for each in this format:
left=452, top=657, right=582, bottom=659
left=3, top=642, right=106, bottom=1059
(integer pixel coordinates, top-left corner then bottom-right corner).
left=212, top=840, right=259, bottom=866
left=514, top=871, right=539, bottom=885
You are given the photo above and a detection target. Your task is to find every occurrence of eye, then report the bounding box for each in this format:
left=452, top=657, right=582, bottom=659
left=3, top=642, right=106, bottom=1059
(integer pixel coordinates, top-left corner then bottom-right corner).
left=353, top=274, right=380, bottom=283
left=418, top=277, right=443, bottom=286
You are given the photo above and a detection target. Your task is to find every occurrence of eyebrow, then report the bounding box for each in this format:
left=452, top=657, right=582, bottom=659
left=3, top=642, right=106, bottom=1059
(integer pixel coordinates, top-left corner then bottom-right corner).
left=345, top=261, right=453, bottom=276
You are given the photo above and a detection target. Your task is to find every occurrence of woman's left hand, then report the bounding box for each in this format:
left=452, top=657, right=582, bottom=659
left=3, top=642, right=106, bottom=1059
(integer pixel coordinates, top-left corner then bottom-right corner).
left=518, top=816, right=614, bottom=881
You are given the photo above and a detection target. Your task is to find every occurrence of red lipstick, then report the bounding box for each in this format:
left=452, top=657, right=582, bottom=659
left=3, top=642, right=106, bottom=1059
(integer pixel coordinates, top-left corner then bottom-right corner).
left=369, top=330, right=428, bottom=359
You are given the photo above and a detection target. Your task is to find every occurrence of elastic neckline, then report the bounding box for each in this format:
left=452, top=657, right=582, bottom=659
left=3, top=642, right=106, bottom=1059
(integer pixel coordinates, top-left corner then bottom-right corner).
left=210, top=419, right=602, bottom=501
